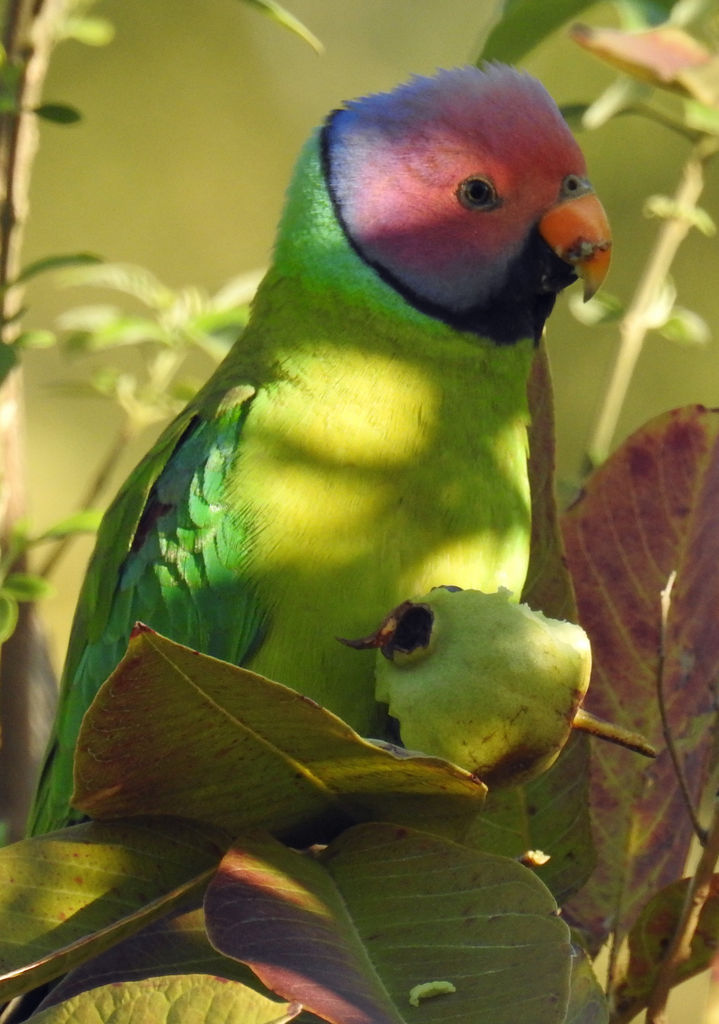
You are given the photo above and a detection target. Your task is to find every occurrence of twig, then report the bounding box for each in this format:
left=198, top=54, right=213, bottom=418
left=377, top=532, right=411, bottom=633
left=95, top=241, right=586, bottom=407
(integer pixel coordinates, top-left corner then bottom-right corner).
left=656, top=569, right=706, bottom=843
left=0, top=0, right=66, bottom=840
left=585, top=137, right=718, bottom=468
left=644, top=795, right=719, bottom=1024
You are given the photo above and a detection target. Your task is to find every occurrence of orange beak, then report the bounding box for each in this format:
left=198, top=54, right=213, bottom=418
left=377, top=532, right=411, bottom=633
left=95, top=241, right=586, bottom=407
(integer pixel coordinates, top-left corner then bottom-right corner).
left=539, top=191, right=612, bottom=300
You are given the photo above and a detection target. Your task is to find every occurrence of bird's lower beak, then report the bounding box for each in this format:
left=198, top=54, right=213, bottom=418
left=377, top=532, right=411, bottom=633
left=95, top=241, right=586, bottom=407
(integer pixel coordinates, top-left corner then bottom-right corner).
left=539, top=192, right=612, bottom=300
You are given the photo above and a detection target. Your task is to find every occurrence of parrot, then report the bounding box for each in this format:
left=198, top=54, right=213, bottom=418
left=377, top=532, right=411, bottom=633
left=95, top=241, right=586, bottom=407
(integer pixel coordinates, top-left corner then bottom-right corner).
left=28, top=63, right=611, bottom=835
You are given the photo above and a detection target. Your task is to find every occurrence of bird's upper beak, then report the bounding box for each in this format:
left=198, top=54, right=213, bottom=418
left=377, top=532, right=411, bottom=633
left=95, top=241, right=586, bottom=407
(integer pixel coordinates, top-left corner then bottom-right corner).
left=539, top=191, right=612, bottom=300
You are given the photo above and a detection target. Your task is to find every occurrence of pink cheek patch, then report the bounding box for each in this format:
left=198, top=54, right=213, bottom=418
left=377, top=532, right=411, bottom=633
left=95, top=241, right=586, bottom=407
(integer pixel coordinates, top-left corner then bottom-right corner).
left=352, top=175, right=506, bottom=282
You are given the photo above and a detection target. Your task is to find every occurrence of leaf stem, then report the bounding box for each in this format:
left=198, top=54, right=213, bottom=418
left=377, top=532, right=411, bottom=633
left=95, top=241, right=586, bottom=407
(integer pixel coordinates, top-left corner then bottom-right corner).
left=585, top=138, right=717, bottom=468
left=656, top=570, right=706, bottom=844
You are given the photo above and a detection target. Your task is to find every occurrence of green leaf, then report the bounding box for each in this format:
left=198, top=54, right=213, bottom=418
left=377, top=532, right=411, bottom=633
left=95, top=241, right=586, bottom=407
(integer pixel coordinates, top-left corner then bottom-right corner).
left=659, top=306, right=711, bottom=346
left=61, top=15, right=115, bottom=47
left=0, top=591, right=18, bottom=643
left=14, top=251, right=101, bottom=286
left=0, top=341, right=17, bottom=385
left=205, top=825, right=571, bottom=1024
left=644, top=193, right=716, bottom=235
left=481, top=0, right=598, bottom=64
left=559, top=103, right=592, bottom=130
left=3, top=572, right=53, bottom=601
left=14, top=328, right=56, bottom=349
left=565, top=948, right=609, bottom=1024
left=60, top=312, right=168, bottom=349
left=0, top=818, right=226, bottom=1002
left=35, top=508, right=103, bottom=542
left=33, top=103, right=82, bottom=124
left=569, top=290, right=624, bottom=326
left=240, top=0, right=323, bottom=54
left=41, top=907, right=259, bottom=1005
left=30, top=975, right=301, bottom=1024
left=466, top=734, right=594, bottom=904
left=73, top=627, right=486, bottom=845
left=684, top=97, right=719, bottom=136
left=192, top=305, right=251, bottom=339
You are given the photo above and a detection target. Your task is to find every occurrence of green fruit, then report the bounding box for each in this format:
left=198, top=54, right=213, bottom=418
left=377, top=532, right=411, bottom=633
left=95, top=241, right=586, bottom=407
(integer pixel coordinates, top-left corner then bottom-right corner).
left=373, top=587, right=592, bottom=787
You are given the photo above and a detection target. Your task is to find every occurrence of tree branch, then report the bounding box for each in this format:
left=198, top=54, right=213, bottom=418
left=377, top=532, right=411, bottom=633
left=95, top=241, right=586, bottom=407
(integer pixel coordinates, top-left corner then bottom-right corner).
left=586, top=138, right=718, bottom=467
left=0, top=0, right=66, bottom=841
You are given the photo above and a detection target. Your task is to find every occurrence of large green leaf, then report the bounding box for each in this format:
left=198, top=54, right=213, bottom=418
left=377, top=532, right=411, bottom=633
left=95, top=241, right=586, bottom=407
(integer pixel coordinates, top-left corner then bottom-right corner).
left=39, top=907, right=262, bottom=1007
left=30, top=974, right=301, bottom=1024
left=482, top=0, right=599, bottom=64
left=481, top=0, right=676, bottom=64
left=205, top=824, right=572, bottom=1024
left=0, top=819, right=224, bottom=1002
left=73, top=627, right=486, bottom=844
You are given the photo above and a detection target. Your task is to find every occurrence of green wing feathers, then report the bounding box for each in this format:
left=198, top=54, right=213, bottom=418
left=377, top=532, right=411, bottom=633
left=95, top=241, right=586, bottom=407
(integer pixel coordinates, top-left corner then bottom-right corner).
left=28, top=387, right=259, bottom=835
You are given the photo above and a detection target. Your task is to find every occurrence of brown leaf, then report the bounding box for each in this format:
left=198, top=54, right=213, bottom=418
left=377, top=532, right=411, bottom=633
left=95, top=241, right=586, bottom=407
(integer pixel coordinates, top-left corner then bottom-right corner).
left=571, top=23, right=719, bottom=105
left=612, top=875, right=719, bottom=1022
left=561, top=406, right=719, bottom=951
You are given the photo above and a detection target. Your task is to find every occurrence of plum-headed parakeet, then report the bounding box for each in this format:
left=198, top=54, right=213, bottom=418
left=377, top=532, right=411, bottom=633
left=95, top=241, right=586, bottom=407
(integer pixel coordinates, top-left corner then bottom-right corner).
left=29, top=64, right=610, bottom=834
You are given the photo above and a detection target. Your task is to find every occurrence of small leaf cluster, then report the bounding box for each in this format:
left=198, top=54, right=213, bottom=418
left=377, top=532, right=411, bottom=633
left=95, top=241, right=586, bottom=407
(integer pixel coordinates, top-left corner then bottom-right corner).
left=50, top=262, right=255, bottom=432
left=0, top=512, right=100, bottom=642
left=563, top=5, right=719, bottom=351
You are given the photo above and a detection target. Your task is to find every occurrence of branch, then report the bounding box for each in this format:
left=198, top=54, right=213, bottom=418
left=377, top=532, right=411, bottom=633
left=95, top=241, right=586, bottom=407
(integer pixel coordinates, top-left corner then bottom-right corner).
left=586, top=137, right=718, bottom=467
left=643, top=797, right=719, bottom=1024
left=0, top=0, right=66, bottom=841
left=657, top=570, right=706, bottom=843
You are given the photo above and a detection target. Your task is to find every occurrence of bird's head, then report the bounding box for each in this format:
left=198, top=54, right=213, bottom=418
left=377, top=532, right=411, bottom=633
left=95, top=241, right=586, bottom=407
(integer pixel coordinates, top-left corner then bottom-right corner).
left=322, top=64, right=611, bottom=343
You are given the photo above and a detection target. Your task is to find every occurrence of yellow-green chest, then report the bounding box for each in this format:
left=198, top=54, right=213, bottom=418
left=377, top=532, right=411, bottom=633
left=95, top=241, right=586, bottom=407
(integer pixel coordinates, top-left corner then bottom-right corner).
left=227, top=315, right=535, bottom=732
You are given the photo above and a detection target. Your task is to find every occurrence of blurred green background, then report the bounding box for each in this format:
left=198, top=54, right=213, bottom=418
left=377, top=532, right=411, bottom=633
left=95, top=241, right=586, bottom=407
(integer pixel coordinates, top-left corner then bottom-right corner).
left=19, top=0, right=719, bottom=671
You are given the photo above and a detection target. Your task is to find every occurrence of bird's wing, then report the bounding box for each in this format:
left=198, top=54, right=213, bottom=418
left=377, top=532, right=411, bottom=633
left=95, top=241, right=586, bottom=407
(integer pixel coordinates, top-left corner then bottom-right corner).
left=29, top=382, right=260, bottom=835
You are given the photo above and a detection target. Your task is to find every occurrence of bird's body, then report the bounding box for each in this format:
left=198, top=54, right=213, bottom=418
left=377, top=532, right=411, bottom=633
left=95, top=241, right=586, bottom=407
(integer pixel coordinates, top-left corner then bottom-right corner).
left=29, top=65, right=610, bottom=835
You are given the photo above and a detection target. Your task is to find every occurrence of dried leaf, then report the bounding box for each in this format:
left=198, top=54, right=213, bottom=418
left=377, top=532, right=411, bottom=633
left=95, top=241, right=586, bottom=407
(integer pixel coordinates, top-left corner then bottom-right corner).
left=612, top=874, right=719, bottom=1022
left=562, top=406, right=719, bottom=950
left=571, top=24, right=719, bottom=106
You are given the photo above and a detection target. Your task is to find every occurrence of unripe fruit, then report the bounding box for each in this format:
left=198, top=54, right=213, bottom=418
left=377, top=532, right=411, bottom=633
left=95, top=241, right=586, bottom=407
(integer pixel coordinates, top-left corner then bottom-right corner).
left=372, top=587, right=592, bottom=786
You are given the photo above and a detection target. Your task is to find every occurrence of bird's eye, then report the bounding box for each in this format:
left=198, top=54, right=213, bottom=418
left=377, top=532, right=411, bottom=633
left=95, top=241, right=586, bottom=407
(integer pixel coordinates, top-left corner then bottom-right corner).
left=456, top=176, right=499, bottom=211
left=560, top=174, right=590, bottom=200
